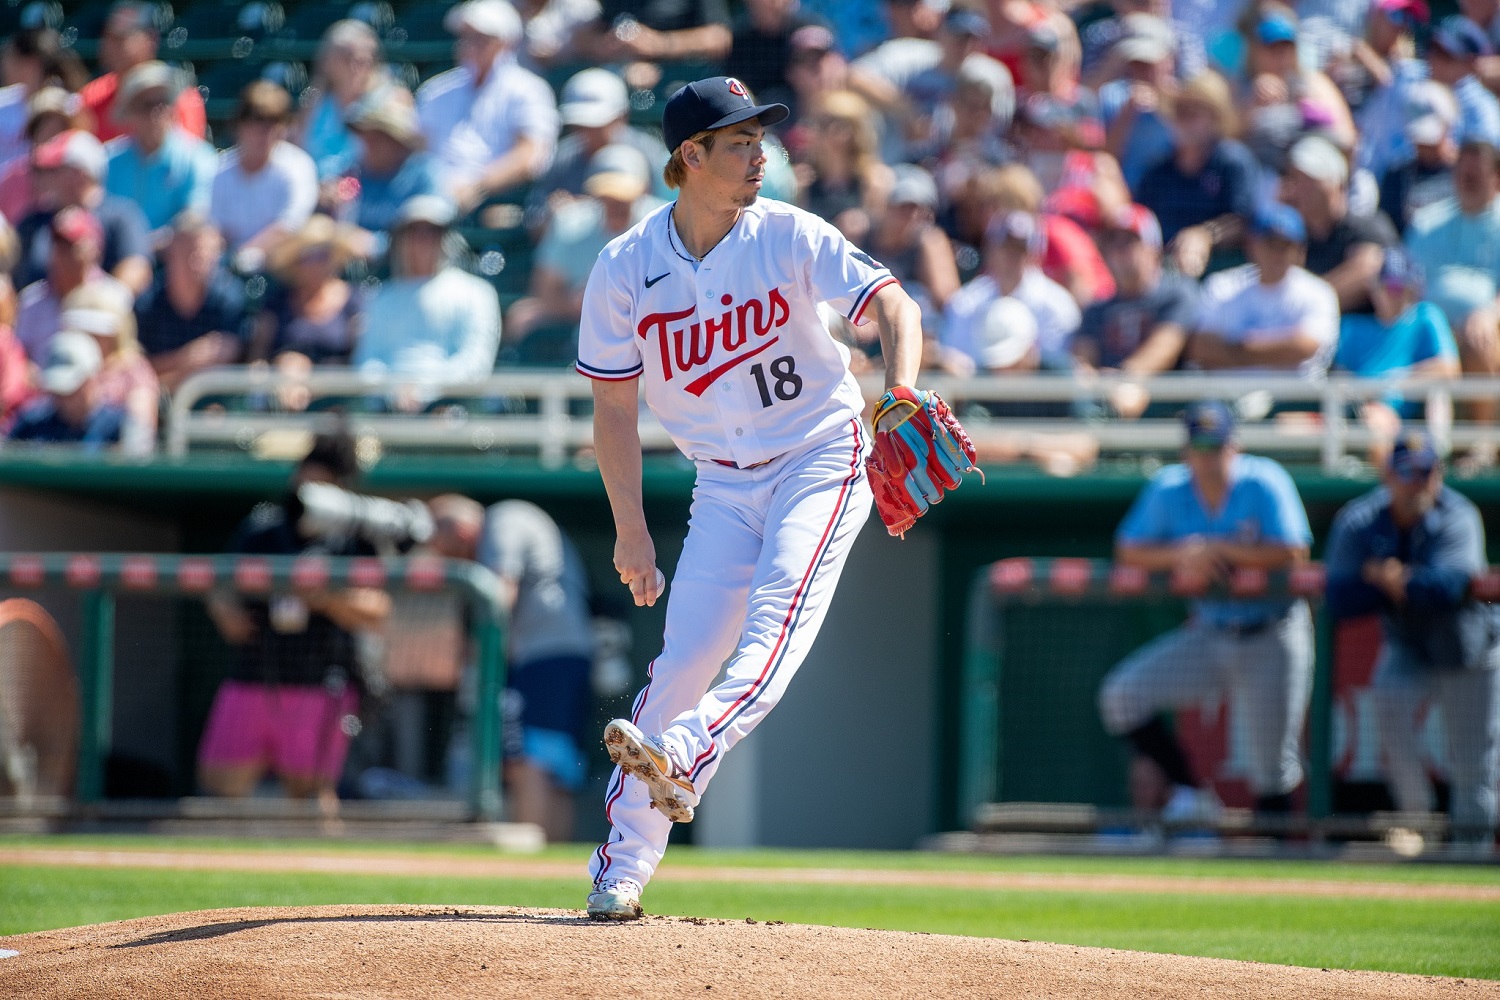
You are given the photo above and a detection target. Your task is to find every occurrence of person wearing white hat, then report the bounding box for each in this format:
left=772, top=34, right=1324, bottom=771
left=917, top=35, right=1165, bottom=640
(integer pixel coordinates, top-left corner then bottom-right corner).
left=1280, top=134, right=1399, bottom=314
left=1378, top=81, right=1461, bottom=234
left=416, top=0, right=559, bottom=210
left=353, top=194, right=500, bottom=401
left=5, top=329, right=127, bottom=450
left=526, top=68, right=668, bottom=219
left=507, top=144, right=664, bottom=358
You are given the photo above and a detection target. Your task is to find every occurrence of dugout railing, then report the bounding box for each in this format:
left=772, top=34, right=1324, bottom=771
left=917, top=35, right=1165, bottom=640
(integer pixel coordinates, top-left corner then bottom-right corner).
left=960, top=557, right=1500, bottom=844
left=163, top=368, right=1500, bottom=472
left=0, top=552, right=509, bottom=821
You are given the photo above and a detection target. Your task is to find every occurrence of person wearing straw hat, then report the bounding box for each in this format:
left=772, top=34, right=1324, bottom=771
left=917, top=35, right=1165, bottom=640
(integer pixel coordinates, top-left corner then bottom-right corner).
left=506, top=144, right=663, bottom=358
left=339, top=91, right=442, bottom=251
left=250, top=215, right=364, bottom=412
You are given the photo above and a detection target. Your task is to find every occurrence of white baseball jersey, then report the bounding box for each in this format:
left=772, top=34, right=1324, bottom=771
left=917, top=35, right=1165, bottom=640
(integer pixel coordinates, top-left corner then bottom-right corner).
left=575, top=198, right=897, bottom=467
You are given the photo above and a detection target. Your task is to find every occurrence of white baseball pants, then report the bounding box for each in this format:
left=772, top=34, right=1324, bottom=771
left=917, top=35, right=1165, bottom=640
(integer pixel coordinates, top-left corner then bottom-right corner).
left=589, top=419, right=872, bottom=889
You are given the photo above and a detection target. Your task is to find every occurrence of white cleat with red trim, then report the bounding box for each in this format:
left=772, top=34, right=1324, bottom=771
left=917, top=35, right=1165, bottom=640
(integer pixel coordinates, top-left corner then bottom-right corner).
left=587, top=877, right=644, bottom=920
left=602, top=718, right=696, bottom=823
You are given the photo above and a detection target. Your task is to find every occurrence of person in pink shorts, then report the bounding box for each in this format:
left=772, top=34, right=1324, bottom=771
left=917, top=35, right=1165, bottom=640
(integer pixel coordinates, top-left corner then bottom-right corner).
left=197, top=431, right=391, bottom=811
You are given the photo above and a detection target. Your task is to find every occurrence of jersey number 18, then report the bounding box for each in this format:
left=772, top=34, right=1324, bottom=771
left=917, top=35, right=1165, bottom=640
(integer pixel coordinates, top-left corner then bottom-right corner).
left=750, top=356, right=803, bottom=408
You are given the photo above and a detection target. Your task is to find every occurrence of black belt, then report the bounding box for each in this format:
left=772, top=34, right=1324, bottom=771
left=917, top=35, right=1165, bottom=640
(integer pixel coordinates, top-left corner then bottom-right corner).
left=1216, top=619, right=1272, bottom=638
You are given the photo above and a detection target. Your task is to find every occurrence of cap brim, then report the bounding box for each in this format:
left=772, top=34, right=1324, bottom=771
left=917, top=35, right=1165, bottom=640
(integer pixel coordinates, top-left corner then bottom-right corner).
left=585, top=174, right=648, bottom=201
left=42, top=369, right=87, bottom=395
left=705, top=102, right=789, bottom=138
left=1406, top=116, right=1448, bottom=145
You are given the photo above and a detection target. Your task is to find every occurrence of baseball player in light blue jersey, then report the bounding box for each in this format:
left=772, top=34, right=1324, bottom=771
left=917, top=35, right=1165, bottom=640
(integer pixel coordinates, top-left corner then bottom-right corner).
left=1097, top=400, right=1315, bottom=824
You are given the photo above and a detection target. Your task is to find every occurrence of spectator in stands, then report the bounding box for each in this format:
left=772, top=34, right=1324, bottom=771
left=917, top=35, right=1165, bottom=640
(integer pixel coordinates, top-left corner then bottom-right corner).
left=1326, top=432, right=1500, bottom=853
left=777, top=20, right=854, bottom=133
left=1081, top=2, right=1194, bottom=87
left=57, top=282, right=158, bottom=455
left=210, top=82, right=319, bottom=266
left=918, top=54, right=1015, bottom=210
left=248, top=216, right=364, bottom=412
left=0, top=27, right=89, bottom=169
left=16, top=129, right=151, bottom=296
left=526, top=69, right=668, bottom=220
left=1336, top=248, right=1459, bottom=441
left=576, top=0, right=733, bottom=66
left=1379, top=81, right=1460, bottom=236
left=81, top=2, right=206, bottom=144
left=1098, top=400, right=1315, bottom=826
left=132, top=213, right=247, bottom=392
left=418, top=0, right=560, bottom=211
left=793, top=90, right=893, bottom=246
left=295, top=20, right=390, bottom=181
left=1405, top=129, right=1500, bottom=425
left=0, top=87, right=83, bottom=225
left=104, top=62, right=217, bottom=237
left=1428, top=17, right=1500, bottom=148
left=0, top=217, right=26, bottom=428
left=976, top=163, right=1115, bottom=311
left=505, top=145, right=660, bottom=362
left=14, top=206, right=130, bottom=365
left=1332, top=434, right=1500, bottom=857
left=943, top=210, right=1081, bottom=373
left=339, top=95, right=442, bottom=255
left=868, top=164, right=961, bottom=318
left=846, top=0, right=948, bottom=126
left=513, top=0, right=602, bottom=71
left=354, top=196, right=501, bottom=402
left=726, top=0, right=830, bottom=98
left=1074, top=204, right=1197, bottom=418
left=1350, top=0, right=1431, bottom=185
left=1136, top=71, right=1258, bottom=278
left=1097, top=17, right=1179, bottom=191
left=1190, top=203, right=1341, bottom=379
left=199, top=431, right=390, bottom=812
left=1279, top=135, right=1398, bottom=314
left=1239, top=4, right=1357, bottom=169
left=6, top=331, right=126, bottom=449
left=427, top=495, right=597, bottom=842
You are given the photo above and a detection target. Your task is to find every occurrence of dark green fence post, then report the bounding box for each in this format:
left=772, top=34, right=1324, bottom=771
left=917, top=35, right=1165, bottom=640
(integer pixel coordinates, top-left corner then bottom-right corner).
left=1307, top=603, right=1336, bottom=820
left=76, top=589, right=116, bottom=804
left=959, top=574, right=1002, bottom=826
left=470, top=611, right=505, bottom=821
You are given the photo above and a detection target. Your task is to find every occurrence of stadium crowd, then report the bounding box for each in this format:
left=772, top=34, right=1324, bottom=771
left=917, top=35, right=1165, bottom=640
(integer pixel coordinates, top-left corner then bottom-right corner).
left=0, top=0, right=1496, bottom=460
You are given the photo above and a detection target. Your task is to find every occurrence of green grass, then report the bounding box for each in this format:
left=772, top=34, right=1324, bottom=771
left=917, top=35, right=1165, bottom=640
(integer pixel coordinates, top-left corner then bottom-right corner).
left=2, top=835, right=1498, bottom=979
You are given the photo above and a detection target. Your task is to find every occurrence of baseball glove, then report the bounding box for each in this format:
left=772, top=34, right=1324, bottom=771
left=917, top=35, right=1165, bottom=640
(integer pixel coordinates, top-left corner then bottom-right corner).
left=866, top=386, right=981, bottom=538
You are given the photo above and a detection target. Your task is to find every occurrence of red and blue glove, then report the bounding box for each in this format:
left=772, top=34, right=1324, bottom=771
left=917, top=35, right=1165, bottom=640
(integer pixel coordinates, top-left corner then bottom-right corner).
left=865, top=386, right=981, bottom=538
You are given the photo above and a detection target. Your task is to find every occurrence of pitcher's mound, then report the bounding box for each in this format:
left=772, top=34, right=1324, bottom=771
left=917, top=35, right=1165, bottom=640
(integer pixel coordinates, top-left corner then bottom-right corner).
left=0, top=904, right=1489, bottom=999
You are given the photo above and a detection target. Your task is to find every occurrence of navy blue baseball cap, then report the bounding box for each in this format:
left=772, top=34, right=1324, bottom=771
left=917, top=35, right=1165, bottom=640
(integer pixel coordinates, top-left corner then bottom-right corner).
left=1432, top=15, right=1493, bottom=58
left=1183, top=400, right=1236, bottom=449
left=1251, top=202, right=1307, bottom=244
left=662, top=77, right=789, bottom=155
left=1379, top=246, right=1425, bottom=291
left=1390, top=430, right=1440, bottom=479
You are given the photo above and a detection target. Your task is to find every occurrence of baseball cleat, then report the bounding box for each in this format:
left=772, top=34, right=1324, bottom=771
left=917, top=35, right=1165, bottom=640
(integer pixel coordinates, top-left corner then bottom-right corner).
left=1161, top=785, right=1224, bottom=827
left=603, top=718, right=697, bottom=823
left=587, top=878, right=644, bottom=920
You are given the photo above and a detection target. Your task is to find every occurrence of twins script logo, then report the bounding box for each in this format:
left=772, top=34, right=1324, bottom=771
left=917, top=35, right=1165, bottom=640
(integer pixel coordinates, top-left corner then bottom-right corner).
left=637, top=288, right=791, bottom=396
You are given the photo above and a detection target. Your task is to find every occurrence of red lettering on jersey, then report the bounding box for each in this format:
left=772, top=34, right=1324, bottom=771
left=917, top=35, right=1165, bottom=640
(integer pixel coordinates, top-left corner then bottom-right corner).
left=636, top=287, right=792, bottom=391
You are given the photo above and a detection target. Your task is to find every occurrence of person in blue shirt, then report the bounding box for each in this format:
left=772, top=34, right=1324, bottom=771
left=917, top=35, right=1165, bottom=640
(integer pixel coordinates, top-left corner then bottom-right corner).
left=1097, top=400, right=1315, bottom=825
left=1324, top=433, right=1500, bottom=850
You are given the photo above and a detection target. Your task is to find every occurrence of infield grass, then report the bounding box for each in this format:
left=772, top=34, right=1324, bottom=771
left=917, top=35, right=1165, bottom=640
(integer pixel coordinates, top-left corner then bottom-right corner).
left=2, top=834, right=1498, bottom=980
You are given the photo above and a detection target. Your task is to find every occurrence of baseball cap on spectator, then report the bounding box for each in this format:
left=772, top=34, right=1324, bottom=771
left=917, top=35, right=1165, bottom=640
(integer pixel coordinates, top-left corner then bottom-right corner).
left=1115, top=14, right=1175, bottom=64
left=976, top=296, right=1038, bottom=369
left=34, top=129, right=108, bottom=181
left=1373, top=0, right=1430, bottom=30
left=1256, top=9, right=1299, bottom=44
left=1431, top=16, right=1492, bottom=58
left=1405, top=81, right=1458, bottom=146
left=1288, top=134, right=1348, bottom=187
left=346, top=94, right=425, bottom=149
left=943, top=8, right=992, bottom=39
left=1250, top=202, right=1306, bottom=243
left=584, top=143, right=650, bottom=202
left=25, top=86, right=77, bottom=140
left=116, top=61, right=182, bottom=118
left=40, top=330, right=103, bottom=396
left=1183, top=400, right=1236, bottom=449
left=1389, top=430, right=1440, bottom=479
left=985, top=210, right=1046, bottom=255
left=890, top=164, right=939, bottom=209
left=51, top=206, right=103, bottom=247
left=393, top=194, right=457, bottom=229
left=559, top=69, right=629, bottom=128
left=662, top=77, right=789, bottom=155
left=1106, top=203, right=1163, bottom=249
left=1026, top=20, right=1061, bottom=51
left=1378, top=245, right=1424, bottom=291
left=442, top=0, right=522, bottom=43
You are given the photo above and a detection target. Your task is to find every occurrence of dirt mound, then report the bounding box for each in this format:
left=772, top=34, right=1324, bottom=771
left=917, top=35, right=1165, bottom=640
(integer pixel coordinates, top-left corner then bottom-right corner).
left=1, top=905, right=1492, bottom=1000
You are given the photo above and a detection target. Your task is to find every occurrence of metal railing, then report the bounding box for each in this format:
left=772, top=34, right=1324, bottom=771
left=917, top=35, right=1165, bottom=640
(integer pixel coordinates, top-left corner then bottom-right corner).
left=0, top=552, right=509, bottom=821
left=165, top=368, right=1500, bottom=472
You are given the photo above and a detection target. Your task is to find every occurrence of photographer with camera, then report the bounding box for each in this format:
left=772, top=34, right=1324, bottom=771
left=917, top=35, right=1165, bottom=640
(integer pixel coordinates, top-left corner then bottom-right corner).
left=196, top=431, right=392, bottom=814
